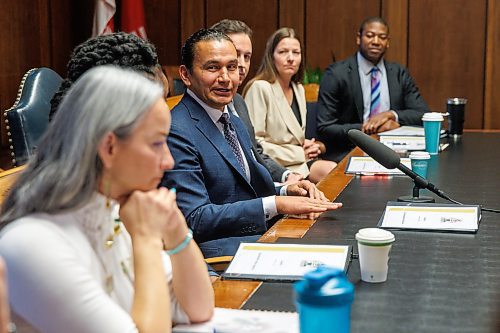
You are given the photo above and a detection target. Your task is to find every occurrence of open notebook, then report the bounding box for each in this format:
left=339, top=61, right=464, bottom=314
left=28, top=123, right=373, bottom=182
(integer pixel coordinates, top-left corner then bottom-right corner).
left=173, top=307, right=298, bottom=333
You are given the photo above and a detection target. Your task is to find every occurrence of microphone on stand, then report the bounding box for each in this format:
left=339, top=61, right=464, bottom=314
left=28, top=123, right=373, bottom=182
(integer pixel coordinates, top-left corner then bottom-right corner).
left=347, top=129, right=454, bottom=203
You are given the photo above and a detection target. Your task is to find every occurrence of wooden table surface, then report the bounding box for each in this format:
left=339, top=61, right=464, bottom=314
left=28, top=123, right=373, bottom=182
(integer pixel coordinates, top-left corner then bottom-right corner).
left=0, top=166, right=24, bottom=203
left=213, top=147, right=365, bottom=308
left=0, top=146, right=366, bottom=309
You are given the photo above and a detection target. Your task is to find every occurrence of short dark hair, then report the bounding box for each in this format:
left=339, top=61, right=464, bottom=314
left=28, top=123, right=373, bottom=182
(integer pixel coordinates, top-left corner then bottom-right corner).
left=50, top=32, right=158, bottom=120
left=181, top=28, right=233, bottom=72
left=210, top=19, right=253, bottom=38
left=359, top=16, right=389, bottom=35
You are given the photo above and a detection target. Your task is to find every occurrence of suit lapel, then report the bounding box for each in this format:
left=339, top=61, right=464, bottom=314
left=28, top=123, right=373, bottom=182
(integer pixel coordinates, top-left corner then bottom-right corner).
left=385, top=62, right=397, bottom=108
left=271, top=81, right=304, bottom=143
left=182, top=94, right=250, bottom=182
left=232, top=114, right=276, bottom=196
left=348, top=56, right=364, bottom=121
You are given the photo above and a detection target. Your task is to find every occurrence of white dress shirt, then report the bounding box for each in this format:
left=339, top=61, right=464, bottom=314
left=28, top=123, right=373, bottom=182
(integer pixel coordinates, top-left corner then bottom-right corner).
left=357, top=52, right=394, bottom=122
left=0, top=193, right=189, bottom=333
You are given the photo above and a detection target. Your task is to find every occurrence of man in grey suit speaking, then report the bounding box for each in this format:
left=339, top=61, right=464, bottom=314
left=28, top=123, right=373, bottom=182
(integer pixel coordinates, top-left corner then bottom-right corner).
left=317, top=16, right=430, bottom=162
left=211, top=19, right=304, bottom=184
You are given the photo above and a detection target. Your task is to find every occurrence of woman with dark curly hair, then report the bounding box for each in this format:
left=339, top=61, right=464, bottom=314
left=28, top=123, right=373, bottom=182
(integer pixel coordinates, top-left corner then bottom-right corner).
left=49, top=32, right=161, bottom=120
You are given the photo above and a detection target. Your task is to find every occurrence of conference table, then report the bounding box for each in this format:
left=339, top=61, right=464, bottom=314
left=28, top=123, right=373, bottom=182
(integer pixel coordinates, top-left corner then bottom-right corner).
left=213, top=131, right=500, bottom=333
left=0, top=131, right=498, bottom=332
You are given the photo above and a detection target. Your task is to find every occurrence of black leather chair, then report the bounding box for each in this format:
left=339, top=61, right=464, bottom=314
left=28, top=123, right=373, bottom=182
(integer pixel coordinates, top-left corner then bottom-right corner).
left=3, top=68, right=62, bottom=166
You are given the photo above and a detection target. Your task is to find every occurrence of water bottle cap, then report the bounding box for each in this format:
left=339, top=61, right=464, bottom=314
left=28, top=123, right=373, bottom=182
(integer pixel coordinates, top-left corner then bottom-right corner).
left=447, top=97, right=467, bottom=105
left=294, top=266, right=354, bottom=306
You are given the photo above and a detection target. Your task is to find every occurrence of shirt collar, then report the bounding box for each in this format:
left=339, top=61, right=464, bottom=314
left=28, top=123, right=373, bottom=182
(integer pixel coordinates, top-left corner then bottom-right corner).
left=357, top=51, right=385, bottom=75
left=186, top=89, right=230, bottom=123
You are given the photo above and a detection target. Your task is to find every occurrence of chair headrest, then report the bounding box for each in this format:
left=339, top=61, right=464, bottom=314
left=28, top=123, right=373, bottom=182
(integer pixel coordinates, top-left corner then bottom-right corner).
left=4, top=67, right=62, bottom=166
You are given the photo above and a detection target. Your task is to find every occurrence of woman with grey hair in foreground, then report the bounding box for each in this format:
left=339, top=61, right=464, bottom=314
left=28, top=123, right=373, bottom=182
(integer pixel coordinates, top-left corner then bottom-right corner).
left=0, top=66, right=214, bottom=333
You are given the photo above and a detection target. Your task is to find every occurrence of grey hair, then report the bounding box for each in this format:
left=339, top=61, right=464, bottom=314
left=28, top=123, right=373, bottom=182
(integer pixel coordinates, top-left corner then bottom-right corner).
left=1, top=66, right=163, bottom=225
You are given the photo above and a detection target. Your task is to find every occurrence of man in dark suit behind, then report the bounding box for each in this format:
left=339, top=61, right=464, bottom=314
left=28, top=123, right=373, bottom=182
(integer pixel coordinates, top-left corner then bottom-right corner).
left=161, top=29, right=341, bottom=258
left=211, top=19, right=304, bottom=184
left=317, top=16, right=430, bottom=162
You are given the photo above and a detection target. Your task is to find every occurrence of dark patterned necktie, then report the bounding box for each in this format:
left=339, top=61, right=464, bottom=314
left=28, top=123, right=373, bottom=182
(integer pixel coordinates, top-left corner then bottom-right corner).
left=219, top=113, right=246, bottom=173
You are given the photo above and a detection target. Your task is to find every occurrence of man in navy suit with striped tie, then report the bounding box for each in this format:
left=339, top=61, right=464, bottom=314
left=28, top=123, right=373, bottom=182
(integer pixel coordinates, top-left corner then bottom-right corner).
left=161, top=29, right=341, bottom=259
left=317, top=16, right=430, bottom=162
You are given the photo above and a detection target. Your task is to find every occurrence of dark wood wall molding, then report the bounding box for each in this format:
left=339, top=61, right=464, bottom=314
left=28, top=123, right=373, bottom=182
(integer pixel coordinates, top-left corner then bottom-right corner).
left=485, top=0, right=500, bottom=129
left=0, top=0, right=92, bottom=146
left=1, top=0, right=499, bottom=148
left=382, top=0, right=408, bottom=66
left=409, top=0, right=487, bottom=129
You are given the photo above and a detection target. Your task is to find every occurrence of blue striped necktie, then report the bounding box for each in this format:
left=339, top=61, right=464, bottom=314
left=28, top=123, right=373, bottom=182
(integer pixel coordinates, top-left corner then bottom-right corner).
left=370, top=67, right=381, bottom=117
left=219, top=113, right=246, bottom=174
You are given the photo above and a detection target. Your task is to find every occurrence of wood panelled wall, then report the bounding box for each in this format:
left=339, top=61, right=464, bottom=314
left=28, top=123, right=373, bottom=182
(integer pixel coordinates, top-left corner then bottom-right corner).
left=0, top=0, right=94, bottom=146
left=1, top=0, right=499, bottom=147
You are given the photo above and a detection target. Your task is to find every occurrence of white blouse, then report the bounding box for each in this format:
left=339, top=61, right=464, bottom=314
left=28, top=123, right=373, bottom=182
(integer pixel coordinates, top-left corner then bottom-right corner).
left=0, top=193, right=189, bottom=333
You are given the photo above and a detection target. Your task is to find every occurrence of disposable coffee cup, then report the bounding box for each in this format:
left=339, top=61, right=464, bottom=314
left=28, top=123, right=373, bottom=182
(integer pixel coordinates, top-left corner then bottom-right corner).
left=409, top=151, right=431, bottom=178
left=355, top=228, right=395, bottom=283
left=422, top=112, right=444, bottom=155
left=447, top=98, right=467, bottom=137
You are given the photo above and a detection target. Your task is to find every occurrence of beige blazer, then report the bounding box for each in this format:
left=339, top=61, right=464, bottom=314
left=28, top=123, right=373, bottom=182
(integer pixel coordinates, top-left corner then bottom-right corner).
left=244, top=80, right=309, bottom=176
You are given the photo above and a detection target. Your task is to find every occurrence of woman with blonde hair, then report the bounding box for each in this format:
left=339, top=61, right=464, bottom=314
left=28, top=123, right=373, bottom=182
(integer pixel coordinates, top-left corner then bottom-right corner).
left=0, top=66, right=213, bottom=333
left=244, top=28, right=336, bottom=183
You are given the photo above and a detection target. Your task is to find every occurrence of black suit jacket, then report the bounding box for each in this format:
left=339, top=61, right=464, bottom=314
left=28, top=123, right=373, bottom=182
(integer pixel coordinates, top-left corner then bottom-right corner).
left=317, top=54, right=430, bottom=162
left=232, top=94, right=287, bottom=182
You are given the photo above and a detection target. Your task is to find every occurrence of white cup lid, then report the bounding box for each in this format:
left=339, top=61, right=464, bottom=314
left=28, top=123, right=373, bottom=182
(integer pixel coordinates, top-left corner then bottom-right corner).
left=355, top=228, right=395, bottom=244
left=409, top=151, right=431, bottom=160
left=422, top=112, right=444, bottom=121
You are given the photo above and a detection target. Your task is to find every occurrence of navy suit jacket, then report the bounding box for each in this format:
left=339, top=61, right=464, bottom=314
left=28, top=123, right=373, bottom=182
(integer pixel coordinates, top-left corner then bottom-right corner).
left=317, top=54, right=430, bottom=162
left=160, top=93, right=277, bottom=258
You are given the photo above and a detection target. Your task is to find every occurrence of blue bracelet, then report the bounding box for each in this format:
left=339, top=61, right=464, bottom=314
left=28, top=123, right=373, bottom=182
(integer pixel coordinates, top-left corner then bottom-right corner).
left=165, top=229, right=193, bottom=255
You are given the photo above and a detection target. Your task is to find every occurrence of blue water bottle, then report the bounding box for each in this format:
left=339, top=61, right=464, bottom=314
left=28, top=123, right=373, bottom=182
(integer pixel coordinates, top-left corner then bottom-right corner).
left=294, top=266, right=354, bottom=333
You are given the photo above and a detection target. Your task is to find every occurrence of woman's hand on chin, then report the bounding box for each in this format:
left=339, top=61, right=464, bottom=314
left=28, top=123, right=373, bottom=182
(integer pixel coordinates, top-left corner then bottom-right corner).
left=119, top=188, right=188, bottom=244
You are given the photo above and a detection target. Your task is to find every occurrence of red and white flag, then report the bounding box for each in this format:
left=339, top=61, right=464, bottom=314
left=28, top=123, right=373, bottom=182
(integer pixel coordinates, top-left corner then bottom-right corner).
left=121, top=0, right=148, bottom=39
left=92, top=0, right=116, bottom=36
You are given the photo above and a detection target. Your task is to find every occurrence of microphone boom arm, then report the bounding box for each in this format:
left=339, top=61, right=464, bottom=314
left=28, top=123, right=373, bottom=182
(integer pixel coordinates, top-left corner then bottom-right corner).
left=397, top=163, right=452, bottom=201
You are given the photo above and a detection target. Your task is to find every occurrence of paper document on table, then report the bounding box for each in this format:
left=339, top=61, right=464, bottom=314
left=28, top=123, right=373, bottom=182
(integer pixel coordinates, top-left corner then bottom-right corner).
left=378, top=126, right=425, bottom=136
left=378, top=201, right=480, bottom=233
left=380, top=135, right=425, bottom=151
left=345, top=156, right=411, bottom=175
left=378, top=125, right=447, bottom=138
left=223, top=243, right=351, bottom=281
left=173, top=307, right=298, bottom=333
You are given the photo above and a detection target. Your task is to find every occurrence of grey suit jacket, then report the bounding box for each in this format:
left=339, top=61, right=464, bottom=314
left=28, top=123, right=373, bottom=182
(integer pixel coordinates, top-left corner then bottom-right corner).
left=232, top=93, right=287, bottom=182
left=317, top=54, right=430, bottom=162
